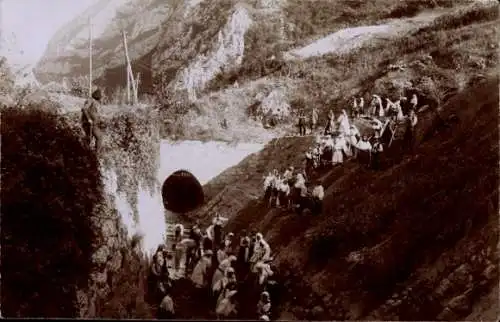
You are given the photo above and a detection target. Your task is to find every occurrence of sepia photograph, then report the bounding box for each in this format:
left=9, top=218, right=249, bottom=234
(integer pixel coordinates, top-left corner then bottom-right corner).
left=0, top=0, right=498, bottom=320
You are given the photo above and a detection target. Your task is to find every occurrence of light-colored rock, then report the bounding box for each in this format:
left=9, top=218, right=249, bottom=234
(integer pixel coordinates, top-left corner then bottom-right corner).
left=90, top=270, right=108, bottom=286
left=92, top=246, right=110, bottom=266
left=482, top=264, right=497, bottom=280
left=447, top=291, right=472, bottom=312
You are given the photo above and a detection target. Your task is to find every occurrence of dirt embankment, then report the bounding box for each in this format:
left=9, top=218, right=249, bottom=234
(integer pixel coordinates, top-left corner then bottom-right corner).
left=187, top=76, right=499, bottom=320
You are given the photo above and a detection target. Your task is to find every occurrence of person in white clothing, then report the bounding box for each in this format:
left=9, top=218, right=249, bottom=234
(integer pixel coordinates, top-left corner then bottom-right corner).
left=410, top=93, right=418, bottom=111
left=250, top=233, right=271, bottom=271
left=369, top=95, right=384, bottom=117
left=312, top=183, right=324, bottom=215
left=356, top=135, right=372, bottom=166
left=332, top=136, right=344, bottom=165
left=371, top=118, right=384, bottom=138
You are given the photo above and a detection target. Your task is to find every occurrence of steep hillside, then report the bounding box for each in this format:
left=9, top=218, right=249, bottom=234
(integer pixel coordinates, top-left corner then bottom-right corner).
left=33, top=0, right=497, bottom=143
left=187, top=74, right=498, bottom=320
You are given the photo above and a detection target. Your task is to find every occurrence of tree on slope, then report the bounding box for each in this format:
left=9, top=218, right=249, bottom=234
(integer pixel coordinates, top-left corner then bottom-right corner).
left=1, top=106, right=104, bottom=317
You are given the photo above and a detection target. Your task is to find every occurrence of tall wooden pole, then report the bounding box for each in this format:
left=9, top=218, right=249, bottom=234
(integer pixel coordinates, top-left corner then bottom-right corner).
left=122, top=30, right=137, bottom=104
left=134, top=72, right=141, bottom=103
left=121, top=30, right=130, bottom=104
left=89, top=17, right=93, bottom=97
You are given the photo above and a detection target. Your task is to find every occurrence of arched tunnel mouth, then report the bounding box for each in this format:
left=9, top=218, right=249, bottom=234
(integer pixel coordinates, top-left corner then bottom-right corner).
left=161, top=169, right=205, bottom=214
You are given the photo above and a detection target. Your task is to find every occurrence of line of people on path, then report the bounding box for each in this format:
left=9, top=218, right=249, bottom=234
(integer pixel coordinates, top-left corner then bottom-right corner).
left=301, top=93, right=419, bottom=172
left=265, top=93, right=420, bottom=215
left=262, top=168, right=324, bottom=216
left=148, top=213, right=278, bottom=320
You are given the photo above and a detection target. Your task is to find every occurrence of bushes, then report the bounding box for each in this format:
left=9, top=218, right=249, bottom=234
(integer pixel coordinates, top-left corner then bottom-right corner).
left=94, top=240, right=153, bottom=318
left=1, top=106, right=103, bottom=317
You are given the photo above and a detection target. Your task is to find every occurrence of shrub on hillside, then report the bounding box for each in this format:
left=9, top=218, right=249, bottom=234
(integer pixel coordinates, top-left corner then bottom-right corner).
left=1, top=106, right=103, bottom=317
left=100, top=107, right=160, bottom=221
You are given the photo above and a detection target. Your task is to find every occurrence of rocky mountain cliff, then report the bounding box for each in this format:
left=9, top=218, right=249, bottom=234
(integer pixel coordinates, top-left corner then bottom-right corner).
left=34, top=0, right=274, bottom=96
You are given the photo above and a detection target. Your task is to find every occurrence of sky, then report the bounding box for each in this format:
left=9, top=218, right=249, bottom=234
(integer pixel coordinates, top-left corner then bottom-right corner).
left=0, top=0, right=99, bottom=65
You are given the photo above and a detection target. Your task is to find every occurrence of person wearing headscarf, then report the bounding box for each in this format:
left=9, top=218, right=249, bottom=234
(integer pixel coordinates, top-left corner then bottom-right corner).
left=149, top=250, right=171, bottom=302
left=312, top=183, right=325, bottom=215
left=212, top=256, right=237, bottom=295
left=410, top=93, right=418, bottom=111
left=255, top=261, right=275, bottom=287
left=311, top=107, right=319, bottom=132
left=191, top=249, right=213, bottom=314
left=324, top=110, right=336, bottom=135
left=191, top=249, right=213, bottom=289
left=157, top=293, right=175, bottom=319
left=206, top=213, right=228, bottom=251
left=257, top=291, right=272, bottom=319
left=369, top=94, right=384, bottom=117
left=250, top=233, right=272, bottom=271
left=215, top=281, right=238, bottom=319
left=213, top=267, right=238, bottom=309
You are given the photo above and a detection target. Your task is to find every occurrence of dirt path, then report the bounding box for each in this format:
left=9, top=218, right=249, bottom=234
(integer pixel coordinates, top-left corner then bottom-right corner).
left=283, top=9, right=450, bottom=60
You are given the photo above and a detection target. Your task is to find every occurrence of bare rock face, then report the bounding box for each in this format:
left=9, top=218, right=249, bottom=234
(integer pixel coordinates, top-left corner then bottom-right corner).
left=33, top=0, right=261, bottom=98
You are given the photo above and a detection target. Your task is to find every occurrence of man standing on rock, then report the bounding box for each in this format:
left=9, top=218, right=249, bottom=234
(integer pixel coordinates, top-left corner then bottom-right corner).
left=81, top=89, right=103, bottom=152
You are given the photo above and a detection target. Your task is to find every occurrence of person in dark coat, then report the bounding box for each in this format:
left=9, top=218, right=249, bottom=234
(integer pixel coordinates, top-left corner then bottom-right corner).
left=403, top=109, right=418, bottom=152
left=371, top=135, right=384, bottom=170
left=236, top=230, right=252, bottom=280
left=81, top=89, right=103, bottom=152
left=298, top=111, right=307, bottom=136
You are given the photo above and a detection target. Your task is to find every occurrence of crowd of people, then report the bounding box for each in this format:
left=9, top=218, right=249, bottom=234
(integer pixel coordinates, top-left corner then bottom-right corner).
left=262, top=168, right=324, bottom=216
left=301, top=93, right=419, bottom=172
left=264, top=93, right=420, bottom=216
left=148, top=214, right=277, bottom=320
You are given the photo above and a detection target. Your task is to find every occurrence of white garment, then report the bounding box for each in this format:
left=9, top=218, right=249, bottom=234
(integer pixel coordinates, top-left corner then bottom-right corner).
left=278, top=181, right=290, bottom=194
left=295, top=173, right=305, bottom=186
left=263, top=175, right=274, bottom=190
left=410, top=94, right=418, bottom=107
left=356, top=140, right=372, bottom=151
left=312, top=185, right=324, bottom=200
left=324, top=138, right=334, bottom=148
left=332, top=149, right=343, bottom=164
